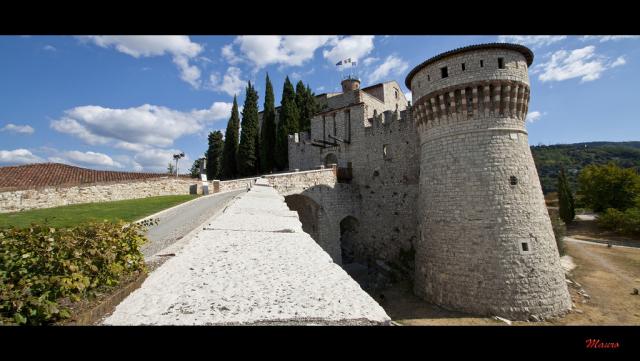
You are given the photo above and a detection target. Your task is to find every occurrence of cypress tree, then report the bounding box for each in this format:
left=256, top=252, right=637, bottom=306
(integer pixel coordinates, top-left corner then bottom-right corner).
left=300, top=84, right=318, bottom=132
left=237, top=81, right=259, bottom=177
left=221, top=96, right=240, bottom=179
left=206, top=130, right=224, bottom=180
left=260, top=73, right=276, bottom=173
left=558, top=167, right=576, bottom=224
left=275, top=76, right=299, bottom=170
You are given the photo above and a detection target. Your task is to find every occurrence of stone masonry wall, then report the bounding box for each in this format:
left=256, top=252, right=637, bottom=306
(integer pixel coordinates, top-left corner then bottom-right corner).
left=0, top=178, right=196, bottom=213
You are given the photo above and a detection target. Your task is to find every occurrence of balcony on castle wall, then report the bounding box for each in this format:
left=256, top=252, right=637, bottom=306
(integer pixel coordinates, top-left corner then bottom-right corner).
left=337, top=166, right=353, bottom=183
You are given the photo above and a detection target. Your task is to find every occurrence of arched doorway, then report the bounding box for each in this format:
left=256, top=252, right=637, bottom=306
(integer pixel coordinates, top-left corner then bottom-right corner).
left=340, top=216, right=360, bottom=265
left=324, top=153, right=338, bottom=167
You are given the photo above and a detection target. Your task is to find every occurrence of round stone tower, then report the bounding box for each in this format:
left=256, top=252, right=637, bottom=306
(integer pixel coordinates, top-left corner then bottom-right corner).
left=405, top=43, right=571, bottom=320
left=341, top=77, right=360, bottom=92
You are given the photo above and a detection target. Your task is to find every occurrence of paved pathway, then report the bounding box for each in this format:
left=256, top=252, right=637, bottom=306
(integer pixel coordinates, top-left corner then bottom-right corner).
left=104, top=178, right=390, bottom=325
left=141, top=189, right=246, bottom=259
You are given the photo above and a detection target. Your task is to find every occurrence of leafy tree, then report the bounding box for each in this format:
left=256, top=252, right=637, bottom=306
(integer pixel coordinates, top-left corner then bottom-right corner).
left=578, top=162, right=640, bottom=212
left=275, top=76, right=299, bottom=170
left=189, top=158, right=203, bottom=178
left=206, top=130, right=224, bottom=180
left=237, top=81, right=259, bottom=177
left=167, top=162, right=175, bottom=175
left=221, top=96, right=240, bottom=179
left=260, top=73, right=277, bottom=173
left=557, top=167, right=575, bottom=223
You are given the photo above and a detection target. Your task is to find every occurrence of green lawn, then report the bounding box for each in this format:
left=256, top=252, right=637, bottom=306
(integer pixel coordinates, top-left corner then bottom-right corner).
left=0, top=195, right=199, bottom=229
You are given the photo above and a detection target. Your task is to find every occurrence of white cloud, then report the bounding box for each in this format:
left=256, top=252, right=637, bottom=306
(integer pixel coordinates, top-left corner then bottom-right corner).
left=51, top=101, right=234, bottom=150
left=582, top=35, right=640, bottom=42
left=134, top=147, right=189, bottom=172
left=43, top=45, right=57, bottom=51
left=80, top=36, right=204, bottom=88
left=611, top=56, right=626, bottom=67
left=1, top=123, right=34, bottom=134
left=405, top=91, right=412, bottom=102
left=498, top=35, right=567, bottom=48
left=209, top=67, right=247, bottom=97
left=534, top=46, right=625, bottom=83
left=526, top=111, right=544, bottom=123
left=229, top=36, right=336, bottom=69
left=323, top=36, right=375, bottom=65
left=367, top=55, right=409, bottom=84
left=363, top=57, right=379, bottom=66
left=56, top=150, right=123, bottom=168
left=0, top=149, right=43, bottom=165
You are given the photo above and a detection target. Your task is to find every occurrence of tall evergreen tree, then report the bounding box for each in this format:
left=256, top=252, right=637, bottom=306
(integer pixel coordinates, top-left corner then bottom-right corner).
left=299, top=84, right=318, bottom=132
left=275, top=76, right=299, bottom=170
left=237, top=81, right=259, bottom=177
left=206, top=130, right=224, bottom=180
left=260, top=74, right=276, bottom=173
left=221, top=96, right=240, bottom=179
left=558, top=167, right=576, bottom=224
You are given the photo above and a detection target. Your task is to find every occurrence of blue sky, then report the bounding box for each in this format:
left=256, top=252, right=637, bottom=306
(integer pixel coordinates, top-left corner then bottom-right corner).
left=0, top=35, right=638, bottom=173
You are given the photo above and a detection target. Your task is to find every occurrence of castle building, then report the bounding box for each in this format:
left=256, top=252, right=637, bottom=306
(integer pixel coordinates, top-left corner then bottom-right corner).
left=281, top=43, right=571, bottom=320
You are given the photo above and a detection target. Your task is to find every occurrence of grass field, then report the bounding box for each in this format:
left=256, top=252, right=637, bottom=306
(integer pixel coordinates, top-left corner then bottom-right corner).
left=0, top=195, right=199, bottom=228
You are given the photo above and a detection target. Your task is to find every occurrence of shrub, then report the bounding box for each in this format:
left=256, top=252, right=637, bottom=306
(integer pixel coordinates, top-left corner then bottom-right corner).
left=0, top=220, right=152, bottom=325
left=597, top=207, right=640, bottom=236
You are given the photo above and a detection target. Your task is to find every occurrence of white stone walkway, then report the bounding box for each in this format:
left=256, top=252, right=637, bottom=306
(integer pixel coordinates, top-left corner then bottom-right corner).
left=103, top=178, right=390, bottom=325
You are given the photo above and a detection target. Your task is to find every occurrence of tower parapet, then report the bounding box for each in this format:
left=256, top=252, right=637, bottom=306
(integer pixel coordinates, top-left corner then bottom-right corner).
left=406, top=43, right=570, bottom=320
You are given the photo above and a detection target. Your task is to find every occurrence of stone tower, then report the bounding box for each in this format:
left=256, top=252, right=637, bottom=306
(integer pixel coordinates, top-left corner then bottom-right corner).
left=406, top=43, right=571, bottom=320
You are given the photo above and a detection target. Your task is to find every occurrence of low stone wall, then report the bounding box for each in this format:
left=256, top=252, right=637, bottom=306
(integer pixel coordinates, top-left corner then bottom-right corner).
left=0, top=178, right=195, bottom=213
left=263, top=168, right=337, bottom=196
left=216, top=177, right=258, bottom=193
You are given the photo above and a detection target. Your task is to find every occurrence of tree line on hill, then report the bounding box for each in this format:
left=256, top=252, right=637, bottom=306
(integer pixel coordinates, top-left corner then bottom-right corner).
left=188, top=74, right=318, bottom=180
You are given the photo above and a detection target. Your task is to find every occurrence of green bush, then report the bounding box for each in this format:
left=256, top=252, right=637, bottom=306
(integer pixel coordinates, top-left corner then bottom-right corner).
left=0, top=220, right=151, bottom=325
left=578, top=163, right=640, bottom=212
left=597, top=207, right=640, bottom=236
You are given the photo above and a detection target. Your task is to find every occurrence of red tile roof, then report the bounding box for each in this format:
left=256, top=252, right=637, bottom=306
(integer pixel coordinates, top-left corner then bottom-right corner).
left=0, top=163, right=190, bottom=191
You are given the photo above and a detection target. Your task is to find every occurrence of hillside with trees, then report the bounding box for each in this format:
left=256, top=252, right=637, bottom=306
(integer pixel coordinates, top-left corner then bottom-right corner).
left=531, top=141, right=640, bottom=194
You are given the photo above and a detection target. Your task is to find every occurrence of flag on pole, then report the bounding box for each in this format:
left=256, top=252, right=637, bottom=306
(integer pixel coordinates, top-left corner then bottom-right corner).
left=352, top=61, right=357, bottom=67
left=336, top=60, right=343, bottom=66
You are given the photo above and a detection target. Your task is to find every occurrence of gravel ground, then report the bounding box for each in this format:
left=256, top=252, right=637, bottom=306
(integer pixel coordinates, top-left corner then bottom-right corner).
left=103, top=179, right=390, bottom=325
left=141, top=189, right=246, bottom=259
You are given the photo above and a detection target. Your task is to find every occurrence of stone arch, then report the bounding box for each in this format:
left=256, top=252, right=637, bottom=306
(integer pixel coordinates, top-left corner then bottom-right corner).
left=324, top=153, right=338, bottom=167
left=285, top=194, right=322, bottom=243
left=339, top=216, right=360, bottom=265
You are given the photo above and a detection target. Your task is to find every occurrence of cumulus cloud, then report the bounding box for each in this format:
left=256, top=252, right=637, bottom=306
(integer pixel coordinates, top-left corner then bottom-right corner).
left=526, top=111, right=544, bottom=123
left=1, top=123, right=34, bottom=134
left=323, top=36, right=375, bottom=65
left=0, top=149, right=43, bottom=165
left=51, top=101, right=234, bottom=150
left=367, top=55, right=409, bottom=84
left=229, top=36, right=336, bottom=69
left=533, top=46, right=625, bottom=83
left=80, top=36, right=204, bottom=88
left=363, top=57, right=379, bottom=66
left=498, top=35, right=567, bottom=48
left=209, top=67, right=247, bottom=97
left=43, top=45, right=57, bottom=51
left=133, top=147, right=189, bottom=172
left=54, top=151, right=123, bottom=168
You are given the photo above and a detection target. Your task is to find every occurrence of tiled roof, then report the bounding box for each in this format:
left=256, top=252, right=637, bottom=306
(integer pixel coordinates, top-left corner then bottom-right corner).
left=0, top=163, right=189, bottom=191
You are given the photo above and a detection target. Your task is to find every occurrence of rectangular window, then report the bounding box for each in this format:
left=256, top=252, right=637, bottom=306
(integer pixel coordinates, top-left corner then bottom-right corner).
left=498, top=57, right=504, bottom=69
left=333, top=114, right=337, bottom=136
left=461, top=63, right=466, bottom=71
left=427, top=74, right=430, bottom=81
left=480, top=60, right=484, bottom=68
left=440, top=67, right=448, bottom=78
left=345, top=110, right=351, bottom=141
left=322, top=115, right=326, bottom=143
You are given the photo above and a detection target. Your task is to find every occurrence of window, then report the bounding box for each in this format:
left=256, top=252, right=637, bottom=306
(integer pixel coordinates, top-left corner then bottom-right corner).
left=510, top=176, right=518, bottom=186
left=333, top=114, right=337, bottom=136
left=461, top=63, right=466, bottom=71
left=440, top=66, right=448, bottom=78
left=427, top=74, right=430, bottom=81
left=322, top=115, right=326, bottom=142
left=383, top=144, right=389, bottom=158
left=395, top=89, right=399, bottom=99
left=480, top=60, right=484, bottom=68
left=345, top=110, right=351, bottom=141
left=498, top=57, right=504, bottom=69
left=521, top=242, right=529, bottom=252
